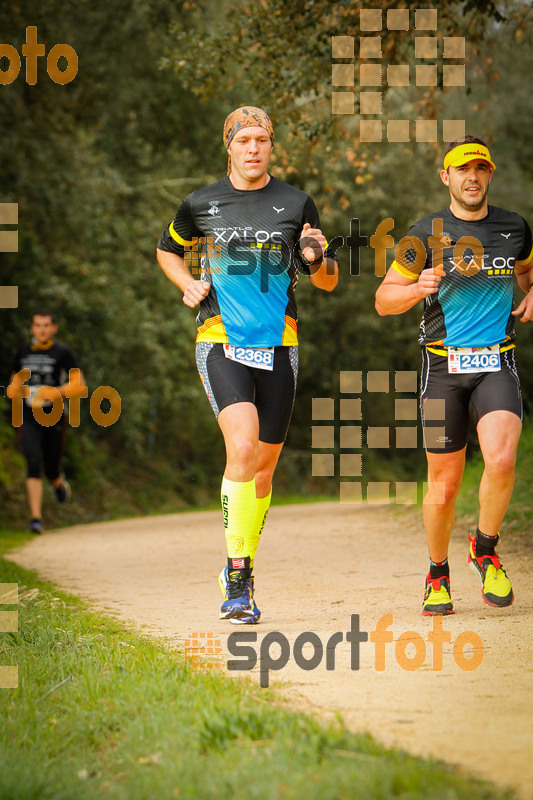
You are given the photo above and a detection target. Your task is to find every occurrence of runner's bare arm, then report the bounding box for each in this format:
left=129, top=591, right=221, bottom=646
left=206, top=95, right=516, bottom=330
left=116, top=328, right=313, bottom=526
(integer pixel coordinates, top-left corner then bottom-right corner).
left=156, top=248, right=211, bottom=308
left=375, top=264, right=443, bottom=316
left=299, top=223, right=338, bottom=292
left=309, top=257, right=338, bottom=292
left=512, top=255, right=533, bottom=323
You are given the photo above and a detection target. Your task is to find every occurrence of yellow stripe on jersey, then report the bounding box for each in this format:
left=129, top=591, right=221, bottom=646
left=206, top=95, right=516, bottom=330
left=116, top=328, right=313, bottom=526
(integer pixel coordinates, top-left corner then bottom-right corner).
left=281, top=316, right=298, bottom=346
left=196, top=316, right=228, bottom=344
left=516, top=244, right=533, bottom=268
left=196, top=315, right=299, bottom=346
left=426, top=342, right=516, bottom=357
left=391, top=259, right=419, bottom=280
left=169, top=221, right=197, bottom=247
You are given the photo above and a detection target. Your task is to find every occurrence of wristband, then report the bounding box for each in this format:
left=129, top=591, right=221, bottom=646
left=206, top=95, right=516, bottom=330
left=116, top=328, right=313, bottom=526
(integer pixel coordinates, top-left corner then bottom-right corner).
left=300, top=250, right=324, bottom=268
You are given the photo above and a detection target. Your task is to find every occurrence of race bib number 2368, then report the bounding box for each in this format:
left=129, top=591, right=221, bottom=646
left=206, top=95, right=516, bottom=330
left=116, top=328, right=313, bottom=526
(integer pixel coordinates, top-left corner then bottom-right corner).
left=223, top=344, right=275, bottom=371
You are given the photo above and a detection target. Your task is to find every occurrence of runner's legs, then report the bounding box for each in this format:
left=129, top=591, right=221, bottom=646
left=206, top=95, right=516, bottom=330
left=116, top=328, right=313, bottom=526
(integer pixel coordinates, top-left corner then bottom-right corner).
left=423, top=447, right=466, bottom=562
left=476, top=410, right=522, bottom=536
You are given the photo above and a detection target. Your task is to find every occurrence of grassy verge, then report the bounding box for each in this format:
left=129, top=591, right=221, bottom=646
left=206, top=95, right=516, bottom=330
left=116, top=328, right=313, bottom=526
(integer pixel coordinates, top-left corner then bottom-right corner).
left=456, top=421, right=533, bottom=535
left=0, top=531, right=517, bottom=800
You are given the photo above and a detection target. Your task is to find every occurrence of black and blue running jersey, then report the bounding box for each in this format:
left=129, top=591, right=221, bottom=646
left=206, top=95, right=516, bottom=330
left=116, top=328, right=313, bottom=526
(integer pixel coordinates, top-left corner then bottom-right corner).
left=392, top=206, right=533, bottom=347
left=158, top=175, right=335, bottom=348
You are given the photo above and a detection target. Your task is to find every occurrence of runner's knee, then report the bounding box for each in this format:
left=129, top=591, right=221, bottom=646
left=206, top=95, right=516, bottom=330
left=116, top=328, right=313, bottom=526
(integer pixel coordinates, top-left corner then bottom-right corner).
left=425, top=472, right=463, bottom=505
left=44, top=463, right=61, bottom=482
left=225, top=436, right=258, bottom=470
left=483, top=448, right=517, bottom=478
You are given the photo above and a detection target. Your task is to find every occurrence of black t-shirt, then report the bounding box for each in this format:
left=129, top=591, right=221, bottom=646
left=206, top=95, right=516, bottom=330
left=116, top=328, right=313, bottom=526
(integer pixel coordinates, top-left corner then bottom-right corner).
left=12, top=341, right=78, bottom=418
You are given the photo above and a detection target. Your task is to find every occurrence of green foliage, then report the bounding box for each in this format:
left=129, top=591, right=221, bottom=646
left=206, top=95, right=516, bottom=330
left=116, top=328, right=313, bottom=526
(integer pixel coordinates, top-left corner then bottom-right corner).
left=0, top=0, right=228, bottom=523
left=163, top=0, right=505, bottom=154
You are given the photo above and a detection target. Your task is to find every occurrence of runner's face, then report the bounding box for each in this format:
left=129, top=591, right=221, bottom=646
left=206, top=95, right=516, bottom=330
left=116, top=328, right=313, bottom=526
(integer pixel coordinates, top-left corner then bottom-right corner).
left=442, top=159, right=492, bottom=214
left=228, top=126, right=272, bottom=187
left=31, top=315, right=57, bottom=343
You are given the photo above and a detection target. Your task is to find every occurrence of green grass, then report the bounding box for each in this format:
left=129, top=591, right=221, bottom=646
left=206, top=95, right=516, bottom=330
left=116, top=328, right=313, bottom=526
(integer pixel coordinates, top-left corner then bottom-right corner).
left=0, top=531, right=518, bottom=800
left=456, top=421, right=533, bottom=535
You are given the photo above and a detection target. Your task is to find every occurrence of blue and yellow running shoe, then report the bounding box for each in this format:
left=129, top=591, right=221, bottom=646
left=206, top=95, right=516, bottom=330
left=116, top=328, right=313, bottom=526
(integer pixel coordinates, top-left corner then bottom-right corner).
left=422, top=572, right=454, bottom=615
left=219, top=566, right=260, bottom=624
left=468, top=535, right=514, bottom=607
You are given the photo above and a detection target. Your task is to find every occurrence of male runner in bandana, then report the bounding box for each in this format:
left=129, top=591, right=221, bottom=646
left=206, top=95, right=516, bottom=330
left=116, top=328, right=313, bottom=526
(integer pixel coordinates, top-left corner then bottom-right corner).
left=157, top=106, right=338, bottom=623
left=375, top=136, right=533, bottom=615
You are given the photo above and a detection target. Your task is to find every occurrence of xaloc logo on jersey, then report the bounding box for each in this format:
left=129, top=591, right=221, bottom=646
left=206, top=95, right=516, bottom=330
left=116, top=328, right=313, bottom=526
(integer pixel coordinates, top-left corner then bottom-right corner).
left=200, top=227, right=295, bottom=293
left=211, top=226, right=284, bottom=245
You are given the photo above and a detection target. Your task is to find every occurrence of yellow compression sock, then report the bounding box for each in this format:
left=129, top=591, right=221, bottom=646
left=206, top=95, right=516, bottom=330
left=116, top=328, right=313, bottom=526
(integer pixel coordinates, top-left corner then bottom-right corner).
left=221, top=476, right=256, bottom=560
left=249, top=488, right=272, bottom=567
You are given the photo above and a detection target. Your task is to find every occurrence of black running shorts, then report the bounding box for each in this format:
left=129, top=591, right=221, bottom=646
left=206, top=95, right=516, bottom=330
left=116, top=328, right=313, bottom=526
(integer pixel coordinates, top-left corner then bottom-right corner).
left=195, top=343, right=298, bottom=444
left=420, top=348, right=522, bottom=453
left=19, top=411, right=66, bottom=480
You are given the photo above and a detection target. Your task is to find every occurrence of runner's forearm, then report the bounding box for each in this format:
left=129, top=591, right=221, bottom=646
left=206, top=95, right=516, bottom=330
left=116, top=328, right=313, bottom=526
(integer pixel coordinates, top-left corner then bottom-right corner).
left=156, top=248, right=195, bottom=293
left=516, top=264, right=533, bottom=294
left=310, top=258, right=338, bottom=292
left=375, top=282, right=422, bottom=315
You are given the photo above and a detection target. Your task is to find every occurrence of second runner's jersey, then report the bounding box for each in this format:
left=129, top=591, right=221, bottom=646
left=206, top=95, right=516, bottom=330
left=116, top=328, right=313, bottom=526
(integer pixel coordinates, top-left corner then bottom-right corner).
left=12, top=341, right=78, bottom=420
left=391, top=206, right=533, bottom=348
left=158, top=175, right=334, bottom=347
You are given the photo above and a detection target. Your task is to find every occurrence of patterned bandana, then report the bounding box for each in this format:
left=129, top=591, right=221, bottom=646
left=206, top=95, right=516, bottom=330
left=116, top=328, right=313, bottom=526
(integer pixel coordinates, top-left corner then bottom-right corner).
left=223, top=106, right=274, bottom=174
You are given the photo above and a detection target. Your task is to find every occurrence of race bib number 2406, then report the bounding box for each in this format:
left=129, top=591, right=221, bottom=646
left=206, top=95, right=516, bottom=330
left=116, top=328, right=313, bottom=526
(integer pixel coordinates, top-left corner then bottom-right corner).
left=448, top=345, right=501, bottom=374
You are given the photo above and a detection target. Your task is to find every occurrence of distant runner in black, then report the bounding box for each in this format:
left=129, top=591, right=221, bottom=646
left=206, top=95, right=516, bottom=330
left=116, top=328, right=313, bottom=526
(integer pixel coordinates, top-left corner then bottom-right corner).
left=157, top=105, right=338, bottom=624
left=375, top=136, right=533, bottom=615
left=10, top=311, right=85, bottom=533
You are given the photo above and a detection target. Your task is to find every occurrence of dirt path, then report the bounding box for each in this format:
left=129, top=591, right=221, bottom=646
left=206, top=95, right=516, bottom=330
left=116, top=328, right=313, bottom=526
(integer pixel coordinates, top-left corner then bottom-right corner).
left=8, top=503, right=533, bottom=798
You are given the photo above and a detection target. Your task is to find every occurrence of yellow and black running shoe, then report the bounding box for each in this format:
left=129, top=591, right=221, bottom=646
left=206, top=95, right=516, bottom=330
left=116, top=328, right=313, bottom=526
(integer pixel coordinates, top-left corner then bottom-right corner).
left=468, top=535, right=514, bottom=607
left=422, top=572, right=454, bottom=615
